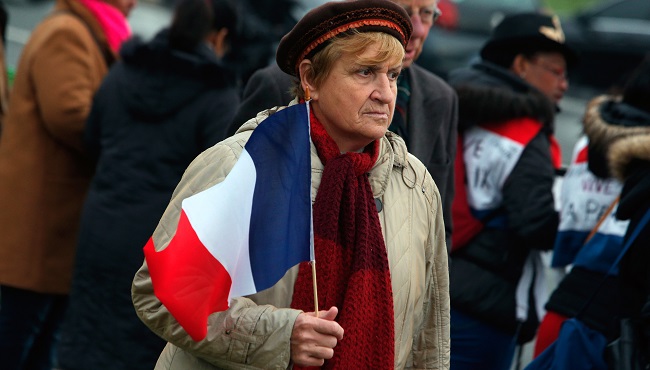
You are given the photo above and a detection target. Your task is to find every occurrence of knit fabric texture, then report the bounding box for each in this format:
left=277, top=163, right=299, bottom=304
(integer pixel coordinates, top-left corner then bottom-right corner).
left=276, top=0, right=412, bottom=76
left=291, top=109, right=395, bottom=369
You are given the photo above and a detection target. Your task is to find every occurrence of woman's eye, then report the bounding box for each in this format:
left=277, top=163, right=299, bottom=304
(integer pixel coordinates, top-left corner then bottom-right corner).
left=358, top=68, right=372, bottom=76
left=388, top=71, right=400, bottom=80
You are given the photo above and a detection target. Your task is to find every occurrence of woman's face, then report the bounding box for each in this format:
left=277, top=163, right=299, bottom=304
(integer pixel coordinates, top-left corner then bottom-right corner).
left=106, top=0, right=137, bottom=17
left=306, top=42, right=402, bottom=153
left=517, top=51, right=569, bottom=103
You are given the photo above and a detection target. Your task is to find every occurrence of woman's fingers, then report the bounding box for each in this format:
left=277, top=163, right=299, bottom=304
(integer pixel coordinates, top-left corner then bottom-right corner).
left=290, top=306, right=344, bottom=366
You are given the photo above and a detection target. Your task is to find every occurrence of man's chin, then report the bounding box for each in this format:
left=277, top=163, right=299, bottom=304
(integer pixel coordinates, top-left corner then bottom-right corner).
left=402, top=58, right=414, bottom=69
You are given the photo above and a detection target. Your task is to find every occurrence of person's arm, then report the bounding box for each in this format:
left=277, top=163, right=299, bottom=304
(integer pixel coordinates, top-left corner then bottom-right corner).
left=132, top=138, right=343, bottom=368
left=132, top=141, right=299, bottom=368
left=133, top=260, right=301, bottom=368
left=443, top=90, right=459, bottom=250
left=411, top=170, right=451, bottom=369
left=82, top=94, right=102, bottom=164
left=32, top=18, right=103, bottom=153
left=503, top=131, right=559, bottom=249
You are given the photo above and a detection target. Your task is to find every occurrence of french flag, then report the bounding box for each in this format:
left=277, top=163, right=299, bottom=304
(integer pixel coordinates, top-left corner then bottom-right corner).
left=143, top=103, right=313, bottom=341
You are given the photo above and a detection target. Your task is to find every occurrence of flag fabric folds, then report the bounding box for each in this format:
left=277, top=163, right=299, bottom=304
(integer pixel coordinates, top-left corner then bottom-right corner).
left=143, top=103, right=313, bottom=341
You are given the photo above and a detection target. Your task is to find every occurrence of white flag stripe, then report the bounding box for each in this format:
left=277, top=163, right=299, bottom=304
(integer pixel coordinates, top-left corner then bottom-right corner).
left=183, top=149, right=257, bottom=297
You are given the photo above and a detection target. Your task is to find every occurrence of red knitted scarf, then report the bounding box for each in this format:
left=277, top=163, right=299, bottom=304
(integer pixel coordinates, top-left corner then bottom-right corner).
left=291, top=110, right=395, bottom=369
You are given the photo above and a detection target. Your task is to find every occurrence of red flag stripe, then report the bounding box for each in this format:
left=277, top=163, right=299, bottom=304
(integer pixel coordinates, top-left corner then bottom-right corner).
left=144, top=210, right=232, bottom=341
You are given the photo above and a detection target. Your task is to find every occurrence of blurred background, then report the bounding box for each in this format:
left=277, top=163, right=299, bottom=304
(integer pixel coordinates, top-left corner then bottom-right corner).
left=3, top=0, right=649, bottom=166
left=419, top=0, right=649, bottom=95
left=414, top=0, right=650, bottom=167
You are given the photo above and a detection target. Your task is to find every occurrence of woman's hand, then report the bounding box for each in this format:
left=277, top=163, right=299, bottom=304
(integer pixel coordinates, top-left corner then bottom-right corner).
left=290, top=306, right=344, bottom=367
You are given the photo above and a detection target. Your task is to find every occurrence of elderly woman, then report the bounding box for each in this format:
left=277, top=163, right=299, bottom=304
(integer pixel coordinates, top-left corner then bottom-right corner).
left=132, top=0, right=450, bottom=369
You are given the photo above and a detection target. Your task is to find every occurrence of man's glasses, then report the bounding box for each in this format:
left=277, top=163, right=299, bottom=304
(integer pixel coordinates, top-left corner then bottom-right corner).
left=533, top=61, right=568, bottom=81
left=402, top=6, right=442, bottom=25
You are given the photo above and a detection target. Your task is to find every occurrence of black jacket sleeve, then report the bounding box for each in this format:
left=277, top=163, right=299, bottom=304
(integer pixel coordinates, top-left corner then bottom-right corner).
left=502, top=131, right=559, bottom=250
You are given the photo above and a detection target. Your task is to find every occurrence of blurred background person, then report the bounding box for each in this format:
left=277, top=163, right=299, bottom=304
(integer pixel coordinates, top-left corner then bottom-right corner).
left=229, top=0, right=459, bottom=247
left=531, top=62, right=650, bottom=358
left=528, top=56, right=650, bottom=369
left=0, top=0, right=134, bottom=368
left=609, top=58, right=650, bottom=367
left=133, top=0, right=450, bottom=368
left=447, top=12, right=575, bottom=370
left=231, top=0, right=297, bottom=86
left=227, top=63, right=294, bottom=133
left=55, top=0, right=240, bottom=369
left=0, top=1, right=9, bottom=131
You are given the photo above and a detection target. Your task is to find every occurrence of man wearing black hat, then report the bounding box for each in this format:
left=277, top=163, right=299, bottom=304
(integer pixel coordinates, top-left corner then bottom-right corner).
left=445, top=12, right=576, bottom=370
left=229, top=0, right=458, bottom=248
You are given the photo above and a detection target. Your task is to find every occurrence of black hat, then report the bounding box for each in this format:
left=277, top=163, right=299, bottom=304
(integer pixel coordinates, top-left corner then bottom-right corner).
left=276, top=0, right=412, bottom=77
left=480, top=12, right=578, bottom=68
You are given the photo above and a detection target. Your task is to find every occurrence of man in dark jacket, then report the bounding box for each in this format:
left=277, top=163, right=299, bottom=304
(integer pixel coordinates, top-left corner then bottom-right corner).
left=447, top=12, right=576, bottom=370
left=229, top=0, right=459, bottom=246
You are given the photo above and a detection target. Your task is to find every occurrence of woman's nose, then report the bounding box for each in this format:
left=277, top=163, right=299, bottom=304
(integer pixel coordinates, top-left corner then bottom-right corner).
left=370, top=75, right=394, bottom=103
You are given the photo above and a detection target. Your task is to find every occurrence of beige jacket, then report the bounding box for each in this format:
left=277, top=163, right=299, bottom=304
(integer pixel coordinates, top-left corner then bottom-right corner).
left=132, top=105, right=450, bottom=369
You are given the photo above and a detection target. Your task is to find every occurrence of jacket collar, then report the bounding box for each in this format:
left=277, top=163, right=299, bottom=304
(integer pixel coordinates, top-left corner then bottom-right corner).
left=449, top=61, right=556, bottom=132
left=55, top=0, right=116, bottom=64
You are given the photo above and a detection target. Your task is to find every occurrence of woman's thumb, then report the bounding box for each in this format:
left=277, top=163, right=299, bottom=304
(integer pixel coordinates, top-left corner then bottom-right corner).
left=319, top=306, right=338, bottom=321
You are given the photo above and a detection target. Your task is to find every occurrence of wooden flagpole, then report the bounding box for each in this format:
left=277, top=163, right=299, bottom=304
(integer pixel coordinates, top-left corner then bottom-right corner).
left=311, top=261, right=319, bottom=317
left=305, top=93, right=319, bottom=318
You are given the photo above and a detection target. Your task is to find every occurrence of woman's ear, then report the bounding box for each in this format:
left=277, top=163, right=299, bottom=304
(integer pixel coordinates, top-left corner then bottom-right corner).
left=298, top=59, right=318, bottom=100
left=208, top=28, right=229, bottom=59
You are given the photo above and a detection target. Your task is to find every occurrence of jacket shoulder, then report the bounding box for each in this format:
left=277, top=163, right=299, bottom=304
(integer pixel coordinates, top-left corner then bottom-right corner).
left=410, top=64, right=455, bottom=95
left=385, top=132, right=439, bottom=205
left=38, top=11, right=93, bottom=37
left=25, top=12, right=99, bottom=59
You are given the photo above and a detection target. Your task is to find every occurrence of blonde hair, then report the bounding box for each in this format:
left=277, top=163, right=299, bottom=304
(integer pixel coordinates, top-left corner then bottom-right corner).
left=291, top=31, right=405, bottom=99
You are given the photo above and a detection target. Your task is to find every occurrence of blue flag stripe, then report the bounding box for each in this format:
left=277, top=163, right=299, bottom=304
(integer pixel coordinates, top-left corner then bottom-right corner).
left=246, top=104, right=312, bottom=291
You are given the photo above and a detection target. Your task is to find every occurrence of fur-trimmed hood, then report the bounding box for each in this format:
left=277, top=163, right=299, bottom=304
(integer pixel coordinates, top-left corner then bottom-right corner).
left=448, top=61, right=556, bottom=133
left=582, top=95, right=650, bottom=181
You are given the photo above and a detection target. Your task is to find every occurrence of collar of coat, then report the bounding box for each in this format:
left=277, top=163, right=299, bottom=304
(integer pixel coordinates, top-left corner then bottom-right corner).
left=55, top=0, right=116, bottom=65
left=583, top=95, right=650, bottom=181
left=449, top=61, right=556, bottom=134
left=236, top=99, right=412, bottom=199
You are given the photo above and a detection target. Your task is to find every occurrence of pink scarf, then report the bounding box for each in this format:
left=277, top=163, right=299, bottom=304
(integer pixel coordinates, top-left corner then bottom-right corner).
left=78, top=0, right=131, bottom=53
